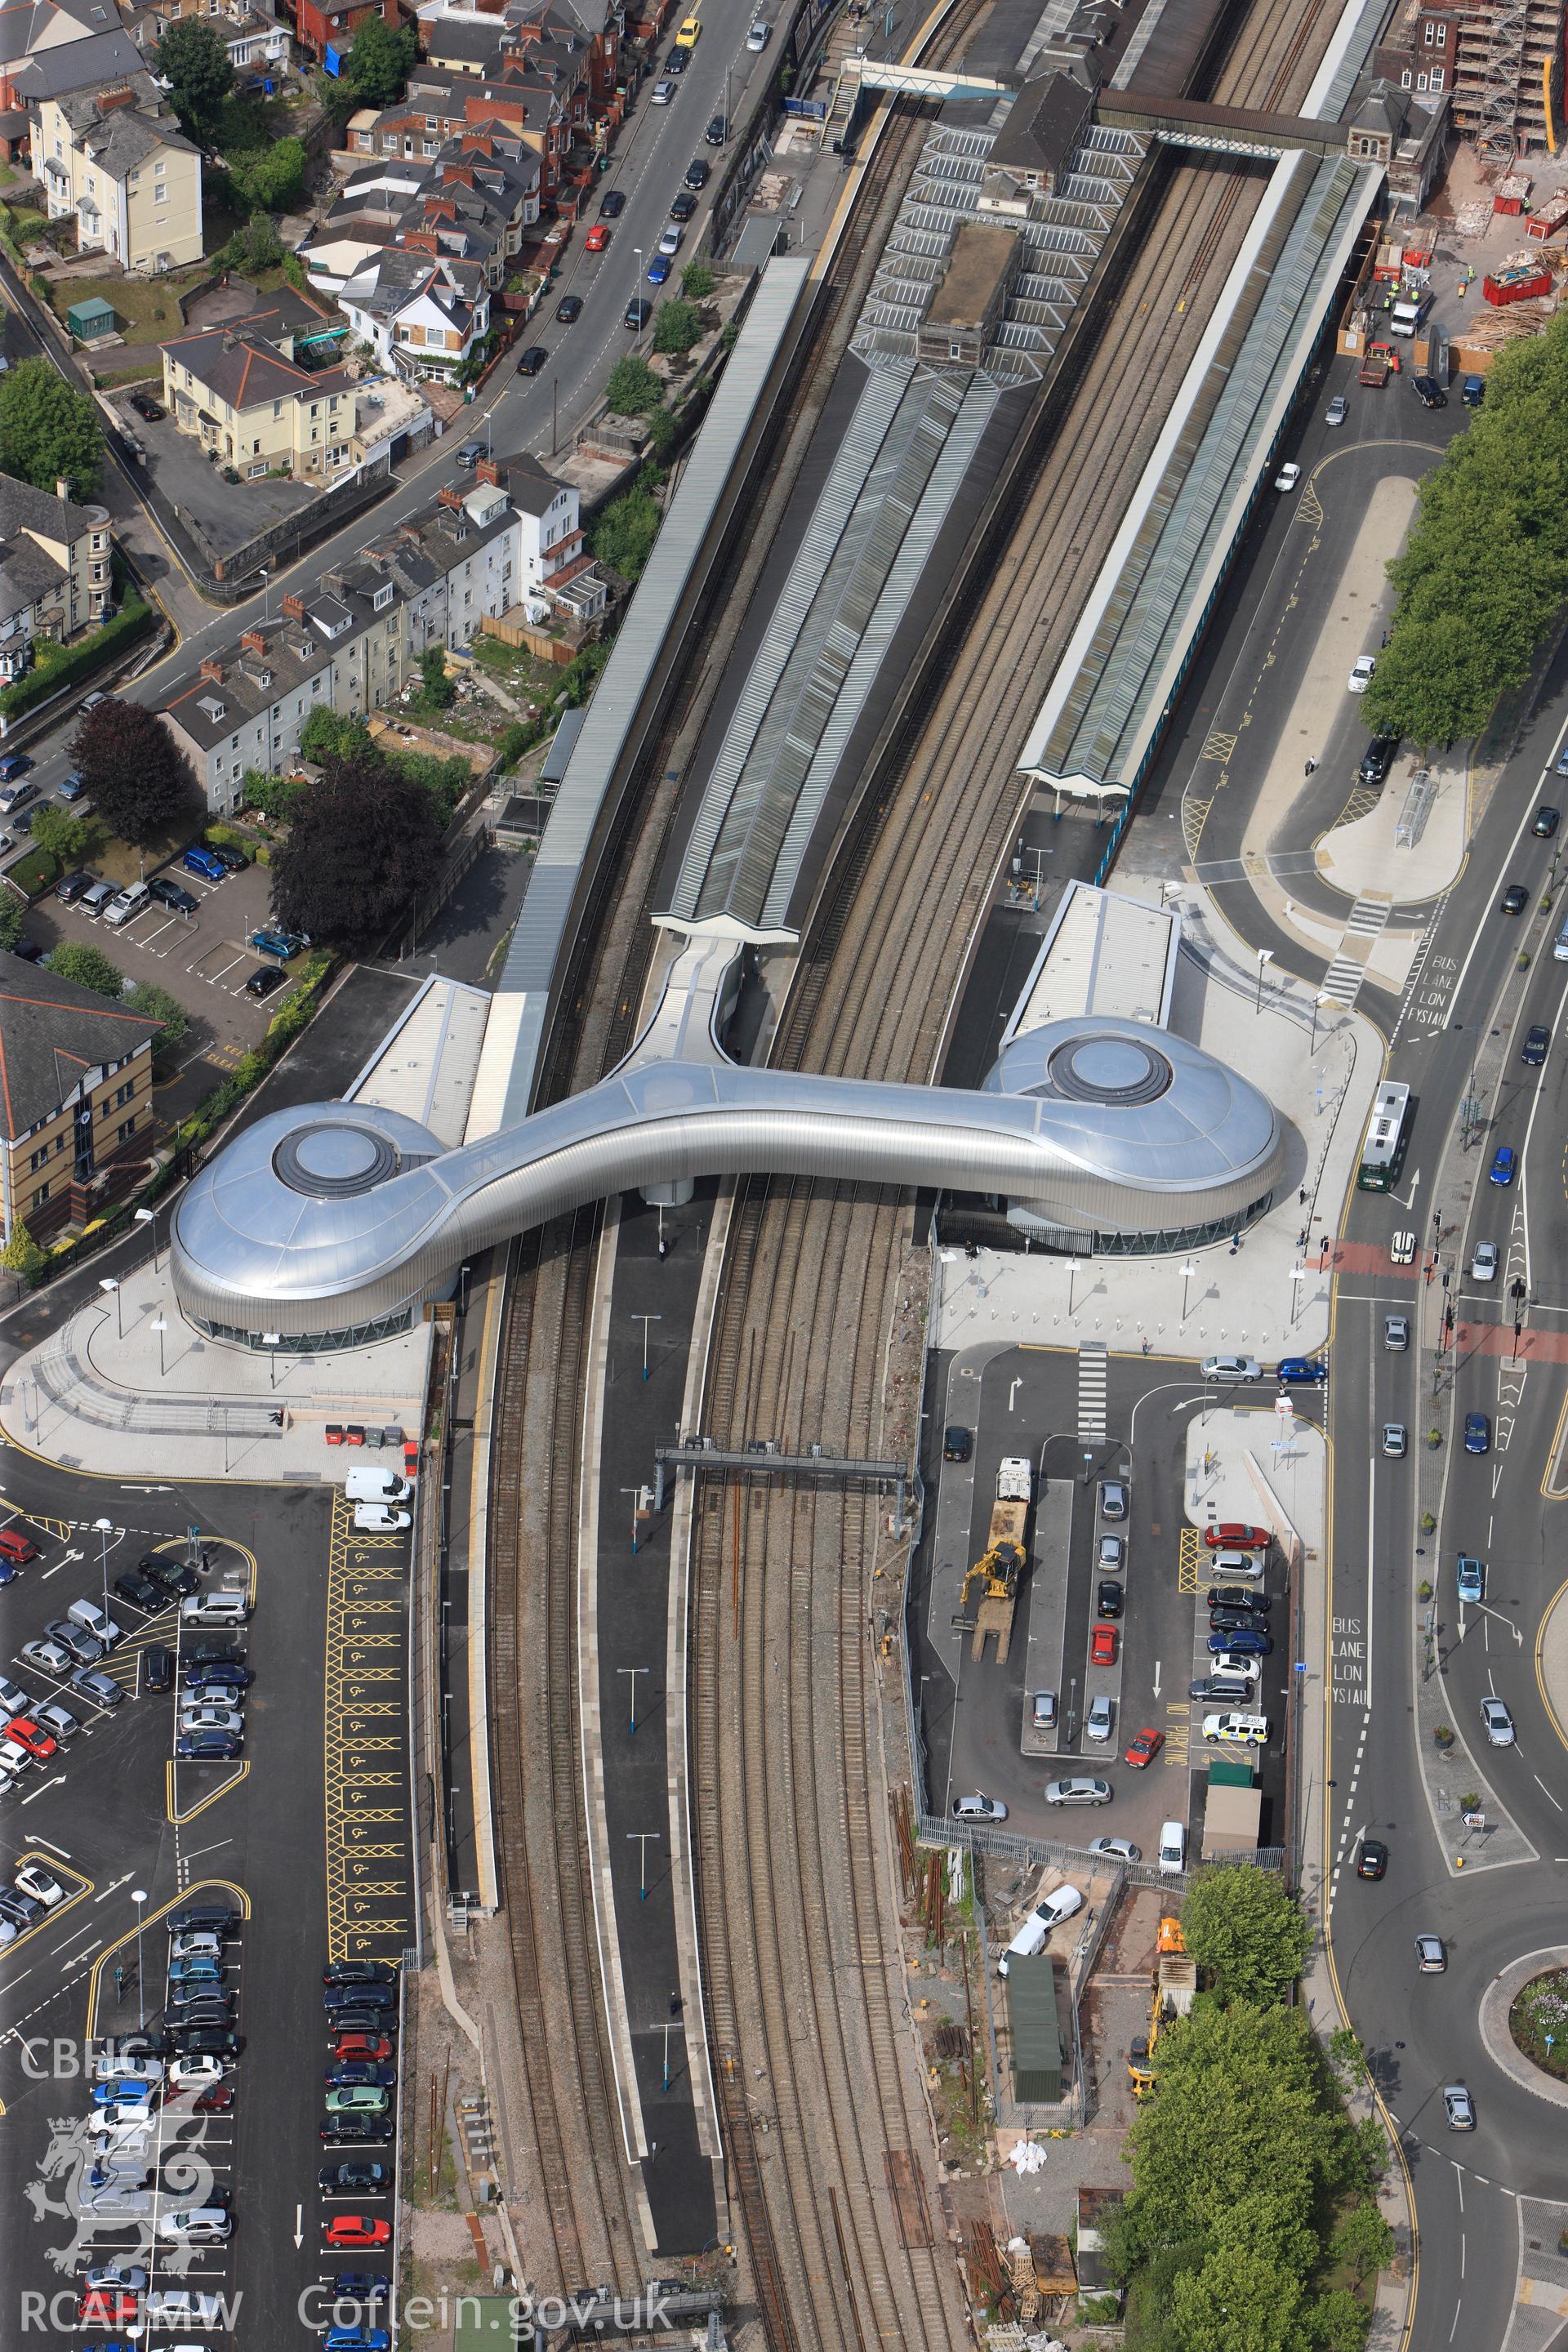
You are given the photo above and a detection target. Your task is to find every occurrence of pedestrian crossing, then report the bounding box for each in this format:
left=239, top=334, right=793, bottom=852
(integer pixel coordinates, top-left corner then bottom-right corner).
left=1077, top=1343, right=1107, bottom=1439
left=1320, top=896, right=1391, bottom=1005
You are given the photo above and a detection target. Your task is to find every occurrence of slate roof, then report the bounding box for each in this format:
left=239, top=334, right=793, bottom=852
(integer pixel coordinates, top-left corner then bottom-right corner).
left=0, top=473, right=105, bottom=543
left=161, top=324, right=354, bottom=414
left=0, top=532, right=66, bottom=624
left=0, top=960, right=159, bottom=1140
left=988, top=71, right=1094, bottom=179
left=11, top=24, right=143, bottom=97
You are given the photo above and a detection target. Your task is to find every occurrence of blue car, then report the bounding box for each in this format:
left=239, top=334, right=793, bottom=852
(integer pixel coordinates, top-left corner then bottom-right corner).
left=251, top=927, right=302, bottom=959
left=1208, top=1627, right=1272, bottom=1656
left=1489, top=1145, right=1517, bottom=1186
left=181, top=844, right=225, bottom=881
left=183, top=1661, right=252, bottom=1690
left=332, top=2274, right=392, bottom=2301
left=646, top=253, right=671, bottom=283
left=175, top=1730, right=241, bottom=1760
left=0, top=1557, right=18, bottom=1586
left=57, top=773, right=86, bottom=801
left=1457, top=1556, right=1485, bottom=1603
left=168, top=1955, right=222, bottom=1984
left=1464, top=1413, right=1490, bottom=1454
left=1275, top=1356, right=1327, bottom=1384
left=325, top=2332, right=390, bottom=2351
left=326, top=2060, right=398, bottom=2088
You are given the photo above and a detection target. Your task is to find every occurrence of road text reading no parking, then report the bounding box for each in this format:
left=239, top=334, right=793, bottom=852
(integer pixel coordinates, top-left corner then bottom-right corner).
left=1333, top=1616, right=1367, bottom=1704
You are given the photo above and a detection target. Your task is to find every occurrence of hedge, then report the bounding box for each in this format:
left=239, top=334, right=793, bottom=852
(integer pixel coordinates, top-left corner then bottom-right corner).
left=6, top=844, right=59, bottom=899
left=0, top=592, right=154, bottom=724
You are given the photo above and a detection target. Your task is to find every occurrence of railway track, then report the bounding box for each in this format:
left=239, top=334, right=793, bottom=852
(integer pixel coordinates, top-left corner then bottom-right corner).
left=688, top=0, right=1351, bottom=2345
left=480, top=24, right=987, bottom=2300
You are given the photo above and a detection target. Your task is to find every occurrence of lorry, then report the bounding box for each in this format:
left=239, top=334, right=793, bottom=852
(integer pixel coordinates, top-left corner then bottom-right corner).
left=957, top=1459, right=1034, bottom=1663
left=1389, top=292, right=1431, bottom=337
left=1358, top=345, right=1391, bottom=387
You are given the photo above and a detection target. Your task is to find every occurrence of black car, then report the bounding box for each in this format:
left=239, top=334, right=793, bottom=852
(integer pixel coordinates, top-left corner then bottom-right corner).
left=149, top=876, right=198, bottom=915
left=319, top=2160, right=391, bottom=2196
left=684, top=158, right=710, bottom=189
left=942, top=1424, right=972, bottom=1462
left=109, top=2030, right=176, bottom=2058
left=599, top=188, right=626, bottom=217
left=1189, top=1673, right=1256, bottom=1703
left=1523, top=1023, right=1551, bottom=1066
left=181, top=1640, right=244, bottom=1668
left=1208, top=1586, right=1270, bottom=1613
left=324, top=1983, right=396, bottom=2012
left=140, top=1554, right=198, bottom=1597
left=323, top=1959, right=396, bottom=1988
left=172, top=2027, right=242, bottom=2058
left=167, top=1902, right=239, bottom=1936
left=515, top=345, right=549, bottom=376
left=1358, top=736, right=1397, bottom=786
left=670, top=190, right=697, bottom=220
left=555, top=294, right=584, bottom=323
left=327, top=2007, right=399, bottom=2037
left=1096, top=1578, right=1122, bottom=1619
left=1209, top=1606, right=1264, bottom=1635
left=244, top=965, right=286, bottom=1000
left=1533, top=804, right=1560, bottom=837
left=663, top=43, right=688, bottom=69
left=176, top=1731, right=243, bottom=1760
left=1410, top=373, right=1446, bottom=408
left=56, top=870, right=98, bottom=904
left=130, top=393, right=164, bottom=422
left=114, top=1572, right=164, bottom=1615
left=142, top=1646, right=174, bottom=1693
left=319, top=2115, right=394, bottom=2145
left=624, top=296, right=653, bottom=329
left=11, top=938, right=41, bottom=960
left=1501, top=883, right=1530, bottom=915
left=1356, top=1838, right=1388, bottom=1880
left=705, top=111, right=727, bottom=144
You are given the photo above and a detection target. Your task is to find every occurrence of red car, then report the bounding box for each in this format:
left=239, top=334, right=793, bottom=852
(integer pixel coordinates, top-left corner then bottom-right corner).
left=584, top=223, right=611, bottom=251
left=323, top=2215, right=393, bottom=2249
left=334, top=2033, right=394, bottom=2063
left=194, top=2083, right=235, bottom=2113
left=2, top=1716, right=56, bottom=1762
left=1124, top=1726, right=1163, bottom=1769
left=1090, top=1621, right=1118, bottom=1666
left=1202, top=1522, right=1267, bottom=1549
left=78, top=2288, right=139, bottom=2326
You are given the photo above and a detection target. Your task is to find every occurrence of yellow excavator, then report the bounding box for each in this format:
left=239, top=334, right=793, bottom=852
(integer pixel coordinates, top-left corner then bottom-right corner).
left=958, top=1526, right=1027, bottom=1612
left=1129, top=1917, right=1191, bottom=2100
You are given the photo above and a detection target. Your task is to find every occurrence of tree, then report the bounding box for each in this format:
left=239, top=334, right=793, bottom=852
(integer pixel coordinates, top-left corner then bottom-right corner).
left=124, top=978, right=189, bottom=1062
left=1329, top=2200, right=1395, bottom=2283
left=1179, top=1866, right=1313, bottom=2007
left=418, top=644, right=455, bottom=711
left=154, top=18, right=233, bottom=136
left=299, top=705, right=370, bottom=764
left=604, top=355, right=663, bottom=418
left=680, top=261, right=715, bottom=301
left=0, top=894, right=19, bottom=951
left=232, top=136, right=306, bottom=214
left=1, top=1217, right=46, bottom=1280
left=240, top=767, right=305, bottom=822
left=0, top=359, right=102, bottom=501
left=219, top=215, right=284, bottom=275
left=27, top=804, right=85, bottom=866
left=269, top=752, right=446, bottom=954
left=653, top=297, right=701, bottom=356
left=48, top=940, right=124, bottom=998
left=347, top=16, right=418, bottom=105
left=589, top=483, right=662, bottom=581
left=68, top=700, right=201, bottom=847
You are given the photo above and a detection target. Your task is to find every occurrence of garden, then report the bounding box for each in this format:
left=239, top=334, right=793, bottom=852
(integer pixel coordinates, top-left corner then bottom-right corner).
left=1508, top=1967, right=1568, bottom=2080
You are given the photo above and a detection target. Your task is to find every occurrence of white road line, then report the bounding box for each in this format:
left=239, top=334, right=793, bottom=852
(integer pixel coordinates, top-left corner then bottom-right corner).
left=29, top=1836, right=70, bottom=1857
left=1535, top=1775, right=1563, bottom=1811
left=1453, top=2162, right=1464, bottom=2210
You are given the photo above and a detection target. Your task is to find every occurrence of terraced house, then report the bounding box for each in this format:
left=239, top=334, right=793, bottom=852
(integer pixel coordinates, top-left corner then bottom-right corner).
left=31, top=73, right=201, bottom=269
left=0, top=474, right=113, bottom=677
left=0, top=964, right=158, bottom=1244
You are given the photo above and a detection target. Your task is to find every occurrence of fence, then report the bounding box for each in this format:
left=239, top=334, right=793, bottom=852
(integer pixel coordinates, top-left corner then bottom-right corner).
left=388, top=822, right=495, bottom=960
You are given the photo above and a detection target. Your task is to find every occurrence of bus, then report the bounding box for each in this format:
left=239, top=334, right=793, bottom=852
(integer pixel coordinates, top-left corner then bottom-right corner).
left=1357, top=1080, right=1410, bottom=1192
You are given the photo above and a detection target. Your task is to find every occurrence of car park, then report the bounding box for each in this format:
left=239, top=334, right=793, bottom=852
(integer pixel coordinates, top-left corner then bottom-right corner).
left=1275, top=1356, right=1326, bottom=1383
left=1464, top=1413, right=1490, bottom=1454
left=1472, top=1240, right=1499, bottom=1281
left=942, top=1424, right=972, bottom=1460
left=1383, top=1314, right=1409, bottom=1351
left=1089, top=1621, right=1117, bottom=1665
left=1085, top=1694, right=1114, bottom=1742
left=1442, top=2084, right=1476, bottom=2131
left=1273, top=461, right=1300, bottom=492
left=1500, top=882, right=1529, bottom=915
left=1414, top=1934, right=1446, bottom=1973
left=1202, top=1354, right=1260, bottom=1379
left=1481, top=1695, right=1514, bottom=1744
left=1044, top=1776, right=1110, bottom=1805
left=1124, top=1726, right=1162, bottom=1769
left=1457, top=1556, right=1485, bottom=1603
left=1523, top=1022, right=1551, bottom=1065
left=1098, top=1478, right=1128, bottom=1520
left=1382, top=1423, right=1406, bottom=1457
left=1348, top=655, right=1376, bottom=694
left=1096, top=1535, right=1125, bottom=1573
left=1490, top=1145, right=1517, bottom=1185
left=951, top=1793, right=1007, bottom=1820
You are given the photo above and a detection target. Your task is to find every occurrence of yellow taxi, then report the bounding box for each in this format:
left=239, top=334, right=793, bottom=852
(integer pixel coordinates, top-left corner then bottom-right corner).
left=675, top=12, right=702, bottom=42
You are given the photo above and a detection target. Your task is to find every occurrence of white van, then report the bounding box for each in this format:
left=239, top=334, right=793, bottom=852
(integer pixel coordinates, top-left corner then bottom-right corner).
left=345, top=1468, right=412, bottom=1504
left=104, top=880, right=149, bottom=927
left=67, top=1597, right=124, bottom=1650
left=1158, top=1820, right=1186, bottom=1876
left=996, top=1882, right=1083, bottom=1976
left=1555, top=910, right=1568, bottom=962
left=180, top=1591, right=250, bottom=1628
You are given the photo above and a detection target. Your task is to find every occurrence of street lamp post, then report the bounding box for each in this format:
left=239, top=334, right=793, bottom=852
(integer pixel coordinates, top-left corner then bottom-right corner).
left=98, top=1277, right=122, bottom=1340
left=1254, top=947, right=1273, bottom=1013
left=1064, top=1258, right=1082, bottom=1317
left=95, top=1516, right=113, bottom=1615
left=263, top=1332, right=281, bottom=1390
left=1288, top=1264, right=1307, bottom=1326
left=135, top=1204, right=158, bottom=1272
left=1179, top=1259, right=1198, bottom=1324
left=150, top=1317, right=168, bottom=1379
left=1309, top=991, right=1330, bottom=1053
left=131, top=1888, right=146, bottom=2031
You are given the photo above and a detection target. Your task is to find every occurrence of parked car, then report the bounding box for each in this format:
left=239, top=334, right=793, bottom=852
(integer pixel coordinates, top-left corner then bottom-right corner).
left=0, top=752, right=33, bottom=783
left=114, top=1572, right=164, bottom=1615
left=1203, top=1521, right=1266, bottom=1549
left=56, top=868, right=98, bottom=902
left=1158, top=1820, right=1186, bottom=1873
left=685, top=158, right=710, bottom=188
left=1089, top=1621, right=1117, bottom=1665
left=583, top=222, right=611, bottom=252
left=20, top=1637, right=71, bottom=1677
left=324, top=2216, right=393, bottom=2249
left=245, top=964, right=286, bottom=999
left=746, top=15, right=770, bottom=42
left=1096, top=1535, right=1125, bottom=1574
left=646, top=254, right=671, bottom=283
left=1030, top=1690, right=1057, bottom=1730
left=705, top=112, right=728, bottom=143
left=1085, top=1694, right=1114, bottom=1742
left=599, top=188, right=626, bottom=217
left=319, top=2161, right=392, bottom=2198
left=175, top=1731, right=243, bottom=1760
left=1096, top=1578, right=1122, bottom=1619
left=625, top=297, right=653, bottom=329
left=555, top=294, right=584, bottom=323
left=1538, top=799, right=1563, bottom=826
left=1044, top=1777, right=1111, bottom=1806
left=951, top=1793, right=1006, bottom=1820
left=1273, top=461, right=1301, bottom=492
left=1348, top=655, right=1377, bottom=693
left=72, top=1667, right=127, bottom=1709
left=250, top=928, right=301, bottom=960
left=142, top=1647, right=174, bottom=1692
left=323, top=1960, right=396, bottom=1988
left=651, top=75, right=677, bottom=100
left=1088, top=1836, right=1139, bottom=1861
left=130, top=393, right=164, bottom=422
left=181, top=845, right=226, bottom=881
left=1359, top=736, right=1397, bottom=785
left=515, top=345, right=549, bottom=376
left=1207, top=1627, right=1272, bottom=1656
left=670, top=189, right=697, bottom=220
left=148, top=875, right=197, bottom=915
left=1098, top=1478, right=1128, bottom=1520
left=942, top=1425, right=972, bottom=1462
left=657, top=224, right=683, bottom=256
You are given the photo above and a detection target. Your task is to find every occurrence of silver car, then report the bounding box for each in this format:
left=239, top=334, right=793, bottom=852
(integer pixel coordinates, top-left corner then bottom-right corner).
left=1098, top=1479, right=1128, bottom=1521
left=1381, top=1423, right=1406, bottom=1457
left=1414, top=1934, right=1446, bottom=1974
left=1088, top=1836, right=1140, bottom=1862
left=1096, top=1535, right=1125, bottom=1574
left=1031, top=1690, right=1058, bottom=1730
left=1481, top=1695, right=1514, bottom=1745
left=44, top=1617, right=100, bottom=1665
left=1383, top=1314, right=1409, bottom=1351
left=1472, top=1240, right=1499, bottom=1282
left=1442, top=2083, right=1476, bottom=2131
left=1045, top=1776, right=1111, bottom=1805
left=20, top=1637, right=72, bottom=1677
left=1085, top=1695, right=1114, bottom=1743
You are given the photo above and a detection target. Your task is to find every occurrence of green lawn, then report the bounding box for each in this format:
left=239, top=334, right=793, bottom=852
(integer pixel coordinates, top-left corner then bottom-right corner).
left=48, top=270, right=198, bottom=341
